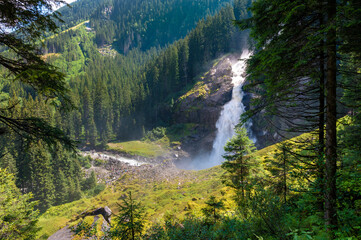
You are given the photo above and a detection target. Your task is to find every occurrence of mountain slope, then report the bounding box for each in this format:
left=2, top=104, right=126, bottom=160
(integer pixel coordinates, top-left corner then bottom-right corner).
left=37, top=129, right=312, bottom=239
left=89, top=0, right=235, bottom=53
left=41, top=3, right=249, bottom=145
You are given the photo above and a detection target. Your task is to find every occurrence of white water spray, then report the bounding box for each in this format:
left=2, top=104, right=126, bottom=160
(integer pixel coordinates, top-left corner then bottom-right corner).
left=207, top=50, right=254, bottom=167
left=189, top=50, right=255, bottom=170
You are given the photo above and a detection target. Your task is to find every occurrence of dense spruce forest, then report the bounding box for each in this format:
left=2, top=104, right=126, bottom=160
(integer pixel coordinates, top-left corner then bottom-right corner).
left=1, top=0, right=361, bottom=239
left=43, top=1, right=241, bottom=144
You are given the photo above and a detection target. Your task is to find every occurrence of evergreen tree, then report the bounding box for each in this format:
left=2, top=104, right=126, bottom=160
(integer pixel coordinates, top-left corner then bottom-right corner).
left=82, top=87, right=97, bottom=146
left=110, top=192, right=145, bottom=240
left=177, top=40, right=189, bottom=87
left=0, top=148, right=17, bottom=175
left=0, top=0, right=75, bottom=149
left=265, top=143, right=292, bottom=203
left=68, top=177, right=82, bottom=202
left=233, top=0, right=252, bottom=21
left=94, top=80, right=111, bottom=145
left=82, top=170, right=97, bottom=191
left=27, top=142, right=56, bottom=212
left=201, top=196, right=224, bottom=224
left=222, top=127, right=257, bottom=210
left=54, top=169, right=69, bottom=205
left=0, top=169, right=39, bottom=239
left=237, top=0, right=358, bottom=232
left=88, top=171, right=97, bottom=190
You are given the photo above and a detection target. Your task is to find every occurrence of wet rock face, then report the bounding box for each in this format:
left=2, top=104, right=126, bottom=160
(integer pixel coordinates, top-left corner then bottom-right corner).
left=174, top=55, right=237, bottom=155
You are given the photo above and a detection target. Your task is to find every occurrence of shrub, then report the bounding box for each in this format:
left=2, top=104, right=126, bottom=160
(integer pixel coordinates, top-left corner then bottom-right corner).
left=142, top=127, right=167, bottom=141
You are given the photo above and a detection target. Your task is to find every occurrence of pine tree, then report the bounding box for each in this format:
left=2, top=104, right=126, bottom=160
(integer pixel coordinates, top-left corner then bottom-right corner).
left=27, top=141, right=56, bottom=212
left=201, top=196, right=224, bottom=224
left=265, top=143, right=292, bottom=203
left=0, top=148, right=17, bottom=175
left=82, top=171, right=97, bottom=191
left=54, top=169, right=69, bottom=205
left=222, top=127, right=256, bottom=208
left=110, top=192, right=145, bottom=240
left=82, top=87, right=97, bottom=146
left=177, top=40, right=189, bottom=88
left=233, top=0, right=252, bottom=21
left=94, top=80, right=111, bottom=145
left=69, top=178, right=82, bottom=202
left=237, top=0, right=353, bottom=232
left=0, top=0, right=75, bottom=149
left=0, top=169, right=39, bottom=239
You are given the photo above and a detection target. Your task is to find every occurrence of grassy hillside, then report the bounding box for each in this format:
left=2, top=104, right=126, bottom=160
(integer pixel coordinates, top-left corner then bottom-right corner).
left=37, top=121, right=337, bottom=239
left=36, top=135, right=291, bottom=239
left=107, top=141, right=168, bottom=158
left=37, top=165, right=233, bottom=239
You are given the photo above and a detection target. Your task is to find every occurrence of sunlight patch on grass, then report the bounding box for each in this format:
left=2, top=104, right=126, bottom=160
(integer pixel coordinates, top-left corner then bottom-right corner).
left=108, top=140, right=167, bottom=157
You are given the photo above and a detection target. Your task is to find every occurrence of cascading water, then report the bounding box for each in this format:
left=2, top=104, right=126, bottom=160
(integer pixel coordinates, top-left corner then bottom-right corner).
left=206, top=50, right=255, bottom=168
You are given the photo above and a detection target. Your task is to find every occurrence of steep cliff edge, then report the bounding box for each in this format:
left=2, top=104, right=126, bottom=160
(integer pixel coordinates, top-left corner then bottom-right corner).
left=173, top=55, right=240, bottom=155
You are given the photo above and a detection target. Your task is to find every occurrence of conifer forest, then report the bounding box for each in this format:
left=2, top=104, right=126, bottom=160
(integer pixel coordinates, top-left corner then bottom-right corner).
left=1, top=0, right=361, bottom=239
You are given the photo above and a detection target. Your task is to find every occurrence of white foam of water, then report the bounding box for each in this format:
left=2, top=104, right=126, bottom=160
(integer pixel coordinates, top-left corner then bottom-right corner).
left=188, top=50, right=255, bottom=169
left=83, top=152, right=144, bottom=166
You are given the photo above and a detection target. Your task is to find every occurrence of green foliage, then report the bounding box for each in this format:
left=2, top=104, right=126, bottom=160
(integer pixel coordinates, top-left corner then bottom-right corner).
left=0, top=148, right=17, bottom=175
left=146, top=216, right=214, bottom=240
left=72, top=217, right=99, bottom=239
left=286, top=229, right=313, bottom=240
left=89, top=0, right=234, bottom=52
left=222, top=127, right=259, bottom=216
left=93, top=158, right=105, bottom=167
left=142, top=127, right=167, bottom=141
left=82, top=171, right=97, bottom=191
left=110, top=192, right=145, bottom=240
left=33, top=2, right=243, bottom=146
left=108, top=141, right=167, bottom=158
left=0, top=0, right=76, bottom=149
left=0, top=169, right=39, bottom=240
left=93, top=183, right=106, bottom=195
left=78, top=156, right=92, bottom=169
left=201, top=196, right=225, bottom=224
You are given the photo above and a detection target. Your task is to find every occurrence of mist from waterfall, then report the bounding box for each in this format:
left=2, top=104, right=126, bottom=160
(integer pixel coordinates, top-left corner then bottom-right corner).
left=188, top=50, right=255, bottom=170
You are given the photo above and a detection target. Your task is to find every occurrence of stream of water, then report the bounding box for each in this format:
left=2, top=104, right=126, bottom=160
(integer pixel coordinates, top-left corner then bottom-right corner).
left=85, top=51, right=254, bottom=170
left=190, top=50, right=255, bottom=169
left=207, top=50, right=254, bottom=167
left=82, top=151, right=145, bottom=166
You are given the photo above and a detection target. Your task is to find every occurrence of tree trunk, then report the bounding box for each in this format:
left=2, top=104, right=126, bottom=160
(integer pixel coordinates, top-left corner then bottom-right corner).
left=325, top=0, right=337, bottom=236
left=283, top=148, right=287, bottom=203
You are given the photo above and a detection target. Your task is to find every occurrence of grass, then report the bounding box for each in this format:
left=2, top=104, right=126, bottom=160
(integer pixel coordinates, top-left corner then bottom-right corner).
left=46, top=20, right=90, bottom=40
left=178, top=81, right=210, bottom=102
left=38, top=121, right=343, bottom=239
left=108, top=140, right=168, bottom=158
left=37, top=165, right=232, bottom=239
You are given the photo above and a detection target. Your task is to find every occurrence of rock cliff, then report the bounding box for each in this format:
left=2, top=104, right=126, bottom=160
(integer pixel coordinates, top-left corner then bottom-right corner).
left=174, top=55, right=239, bottom=155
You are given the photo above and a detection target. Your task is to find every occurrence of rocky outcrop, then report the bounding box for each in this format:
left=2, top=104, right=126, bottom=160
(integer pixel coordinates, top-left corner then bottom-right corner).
left=48, top=207, right=113, bottom=240
left=78, top=206, right=112, bottom=225
left=47, top=226, right=73, bottom=240
left=174, top=55, right=239, bottom=155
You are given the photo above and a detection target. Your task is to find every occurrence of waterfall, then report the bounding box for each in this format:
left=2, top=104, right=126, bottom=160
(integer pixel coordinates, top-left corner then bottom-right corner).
left=179, top=50, right=255, bottom=170
left=207, top=50, right=254, bottom=167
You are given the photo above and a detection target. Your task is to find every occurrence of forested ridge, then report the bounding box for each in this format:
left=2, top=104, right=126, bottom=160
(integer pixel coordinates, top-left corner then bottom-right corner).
left=1, top=0, right=361, bottom=239
left=0, top=0, right=248, bottom=220
left=42, top=1, right=243, bottom=145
